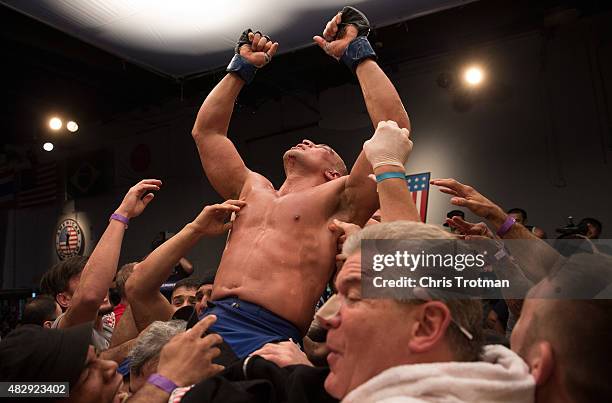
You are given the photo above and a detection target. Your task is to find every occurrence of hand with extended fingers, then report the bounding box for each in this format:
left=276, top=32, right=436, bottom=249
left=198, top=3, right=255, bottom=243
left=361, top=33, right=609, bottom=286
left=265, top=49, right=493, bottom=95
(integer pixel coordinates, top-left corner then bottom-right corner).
left=115, top=179, right=162, bottom=219
left=190, top=199, right=246, bottom=237
left=313, top=11, right=358, bottom=60
left=430, top=178, right=506, bottom=224
left=237, top=29, right=279, bottom=68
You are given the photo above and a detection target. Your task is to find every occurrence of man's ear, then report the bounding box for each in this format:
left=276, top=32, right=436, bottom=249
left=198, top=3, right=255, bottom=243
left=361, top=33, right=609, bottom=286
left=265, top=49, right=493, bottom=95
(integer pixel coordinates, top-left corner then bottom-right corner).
left=407, top=301, right=452, bottom=354
left=56, top=293, right=71, bottom=310
left=324, top=169, right=341, bottom=181
left=43, top=320, right=53, bottom=328
left=526, top=341, right=555, bottom=386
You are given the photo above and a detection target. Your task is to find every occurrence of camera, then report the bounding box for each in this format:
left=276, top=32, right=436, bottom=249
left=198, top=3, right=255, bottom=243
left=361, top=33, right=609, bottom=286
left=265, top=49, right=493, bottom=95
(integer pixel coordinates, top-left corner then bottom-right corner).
left=555, top=216, right=588, bottom=237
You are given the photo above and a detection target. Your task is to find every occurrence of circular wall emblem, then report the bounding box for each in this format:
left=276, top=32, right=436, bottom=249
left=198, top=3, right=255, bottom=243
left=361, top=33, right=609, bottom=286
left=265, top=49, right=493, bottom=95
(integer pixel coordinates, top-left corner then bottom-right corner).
left=56, top=219, right=84, bottom=260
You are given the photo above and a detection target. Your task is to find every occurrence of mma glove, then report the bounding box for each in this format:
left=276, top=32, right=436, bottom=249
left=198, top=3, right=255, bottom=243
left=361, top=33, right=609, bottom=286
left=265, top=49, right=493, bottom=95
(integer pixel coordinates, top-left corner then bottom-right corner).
left=338, top=7, right=377, bottom=72
left=227, top=29, right=271, bottom=84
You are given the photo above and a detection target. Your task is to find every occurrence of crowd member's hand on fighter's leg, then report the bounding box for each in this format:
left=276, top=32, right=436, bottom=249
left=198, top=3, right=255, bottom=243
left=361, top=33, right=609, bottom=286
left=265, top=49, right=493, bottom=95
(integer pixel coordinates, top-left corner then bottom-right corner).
left=250, top=340, right=314, bottom=368
left=126, top=200, right=246, bottom=332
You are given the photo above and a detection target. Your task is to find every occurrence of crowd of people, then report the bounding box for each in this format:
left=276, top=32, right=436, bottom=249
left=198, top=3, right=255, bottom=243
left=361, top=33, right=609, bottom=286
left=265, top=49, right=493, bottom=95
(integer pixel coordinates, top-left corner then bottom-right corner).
left=1, top=6, right=610, bottom=403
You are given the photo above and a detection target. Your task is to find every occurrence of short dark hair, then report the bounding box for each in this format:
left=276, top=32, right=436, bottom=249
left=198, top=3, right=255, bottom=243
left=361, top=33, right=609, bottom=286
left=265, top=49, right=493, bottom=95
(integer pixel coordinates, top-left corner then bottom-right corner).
left=21, top=295, right=58, bottom=326
left=198, top=273, right=215, bottom=286
left=579, top=217, right=602, bottom=234
left=172, top=277, right=201, bottom=294
left=507, top=208, right=527, bottom=222
left=538, top=300, right=612, bottom=402
left=115, top=262, right=137, bottom=299
left=40, top=256, right=88, bottom=297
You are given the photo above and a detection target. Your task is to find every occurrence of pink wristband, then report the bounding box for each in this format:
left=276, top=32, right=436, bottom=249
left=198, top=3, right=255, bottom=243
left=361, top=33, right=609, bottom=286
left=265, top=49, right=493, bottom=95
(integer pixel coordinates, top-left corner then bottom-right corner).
left=496, top=215, right=516, bottom=237
left=110, top=213, right=129, bottom=228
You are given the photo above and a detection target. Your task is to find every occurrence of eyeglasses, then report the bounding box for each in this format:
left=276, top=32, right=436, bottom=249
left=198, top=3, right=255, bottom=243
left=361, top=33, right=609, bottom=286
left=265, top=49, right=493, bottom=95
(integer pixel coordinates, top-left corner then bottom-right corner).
left=413, top=287, right=473, bottom=341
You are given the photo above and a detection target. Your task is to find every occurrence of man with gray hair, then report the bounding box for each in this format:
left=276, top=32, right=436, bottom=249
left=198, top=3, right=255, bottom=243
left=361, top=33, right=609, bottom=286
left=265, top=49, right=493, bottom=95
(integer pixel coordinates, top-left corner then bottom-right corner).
left=128, top=320, right=187, bottom=393
left=317, top=221, right=534, bottom=402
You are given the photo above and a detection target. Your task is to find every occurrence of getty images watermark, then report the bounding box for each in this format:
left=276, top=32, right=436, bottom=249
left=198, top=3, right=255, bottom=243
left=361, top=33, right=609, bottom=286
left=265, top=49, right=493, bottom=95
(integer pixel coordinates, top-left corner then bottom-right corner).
left=361, top=239, right=612, bottom=300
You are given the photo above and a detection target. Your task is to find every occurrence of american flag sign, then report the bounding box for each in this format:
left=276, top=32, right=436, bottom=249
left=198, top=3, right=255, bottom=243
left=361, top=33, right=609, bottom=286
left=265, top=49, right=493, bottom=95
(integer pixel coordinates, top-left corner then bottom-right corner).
left=55, top=219, right=84, bottom=260
left=406, top=172, right=430, bottom=223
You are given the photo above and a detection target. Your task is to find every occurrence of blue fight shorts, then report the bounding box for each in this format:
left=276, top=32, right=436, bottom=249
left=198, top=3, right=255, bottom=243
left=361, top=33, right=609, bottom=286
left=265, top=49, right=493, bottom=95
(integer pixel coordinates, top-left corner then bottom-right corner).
left=199, top=297, right=303, bottom=359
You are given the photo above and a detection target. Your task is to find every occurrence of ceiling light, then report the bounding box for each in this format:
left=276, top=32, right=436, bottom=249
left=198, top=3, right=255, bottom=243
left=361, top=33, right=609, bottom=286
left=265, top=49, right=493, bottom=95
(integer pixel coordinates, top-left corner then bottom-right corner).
left=43, top=142, right=54, bottom=152
left=67, top=121, right=79, bottom=132
left=464, top=66, right=484, bottom=86
left=49, top=117, right=62, bottom=130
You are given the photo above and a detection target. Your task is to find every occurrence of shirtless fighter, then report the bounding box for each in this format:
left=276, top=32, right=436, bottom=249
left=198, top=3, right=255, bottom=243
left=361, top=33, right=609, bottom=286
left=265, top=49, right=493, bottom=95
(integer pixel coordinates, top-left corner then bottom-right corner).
left=192, top=7, right=411, bottom=358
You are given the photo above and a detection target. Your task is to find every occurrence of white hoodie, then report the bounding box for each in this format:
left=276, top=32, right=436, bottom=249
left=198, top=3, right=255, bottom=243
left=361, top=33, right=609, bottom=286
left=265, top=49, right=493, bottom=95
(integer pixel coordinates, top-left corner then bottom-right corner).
left=342, top=345, right=534, bottom=403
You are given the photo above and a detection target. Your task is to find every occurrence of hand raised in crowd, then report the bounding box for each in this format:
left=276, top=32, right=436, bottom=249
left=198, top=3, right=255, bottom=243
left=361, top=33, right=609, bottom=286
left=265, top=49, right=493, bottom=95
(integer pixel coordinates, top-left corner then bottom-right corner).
left=447, top=216, right=495, bottom=240
left=239, top=30, right=279, bottom=68
left=363, top=120, right=413, bottom=169
left=157, top=315, right=224, bottom=387
left=251, top=340, right=313, bottom=368
left=313, top=12, right=358, bottom=60
left=114, top=179, right=162, bottom=218
left=190, top=199, right=246, bottom=236
left=430, top=178, right=506, bottom=225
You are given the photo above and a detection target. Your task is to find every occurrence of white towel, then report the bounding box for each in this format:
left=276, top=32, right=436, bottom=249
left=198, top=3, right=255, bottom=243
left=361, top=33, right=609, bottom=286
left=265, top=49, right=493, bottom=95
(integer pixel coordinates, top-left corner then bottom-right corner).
left=342, top=345, right=534, bottom=403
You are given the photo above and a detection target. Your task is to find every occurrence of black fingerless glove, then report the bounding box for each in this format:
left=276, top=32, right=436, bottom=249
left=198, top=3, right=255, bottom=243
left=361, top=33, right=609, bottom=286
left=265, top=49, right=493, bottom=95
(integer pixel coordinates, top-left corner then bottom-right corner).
left=338, top=7, right=377, bottom=73
left=227, top=29, right=258, bottom=84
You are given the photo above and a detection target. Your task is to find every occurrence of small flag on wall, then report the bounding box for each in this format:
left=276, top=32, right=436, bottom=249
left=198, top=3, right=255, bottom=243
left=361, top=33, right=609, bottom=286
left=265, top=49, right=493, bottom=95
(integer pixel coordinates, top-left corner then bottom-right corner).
left=17, top=162, right=58, bottom=208
left=406, top=172, right=430, bottom=223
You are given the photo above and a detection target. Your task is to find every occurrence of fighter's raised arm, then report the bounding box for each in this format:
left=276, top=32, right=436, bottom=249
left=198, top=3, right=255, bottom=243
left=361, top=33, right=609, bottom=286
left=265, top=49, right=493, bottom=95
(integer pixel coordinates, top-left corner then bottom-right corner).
left=192, top=30, right=279, bottom=199
left=314, top=7, right=410, bottom=224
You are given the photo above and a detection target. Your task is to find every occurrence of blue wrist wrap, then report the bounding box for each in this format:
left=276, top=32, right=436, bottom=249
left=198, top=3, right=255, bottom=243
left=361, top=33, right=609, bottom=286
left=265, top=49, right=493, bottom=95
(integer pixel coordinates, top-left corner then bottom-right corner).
left=226, top=54, right=258, bottom=84
left=341, top=36, right=377, bottom=73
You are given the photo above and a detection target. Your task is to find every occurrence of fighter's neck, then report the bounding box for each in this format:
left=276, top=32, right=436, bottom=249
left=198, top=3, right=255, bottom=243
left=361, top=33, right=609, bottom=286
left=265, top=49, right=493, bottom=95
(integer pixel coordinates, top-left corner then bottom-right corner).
left=278, top=173, right=327, bottom=195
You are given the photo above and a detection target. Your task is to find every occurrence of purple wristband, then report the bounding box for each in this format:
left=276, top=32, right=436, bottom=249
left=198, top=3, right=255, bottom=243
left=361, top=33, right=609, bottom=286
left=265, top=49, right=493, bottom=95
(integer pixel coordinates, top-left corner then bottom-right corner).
left=147, top=373, right=178, bottom=394
left=496, top=215, right=516, bottom=237
left=109, top=213, right=129, bottom=228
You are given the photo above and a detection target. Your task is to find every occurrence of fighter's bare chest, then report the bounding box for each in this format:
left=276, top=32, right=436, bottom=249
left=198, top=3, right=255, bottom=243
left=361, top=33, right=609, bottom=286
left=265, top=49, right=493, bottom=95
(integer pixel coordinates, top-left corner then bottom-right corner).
left=236, top=181, right=343, bottom=227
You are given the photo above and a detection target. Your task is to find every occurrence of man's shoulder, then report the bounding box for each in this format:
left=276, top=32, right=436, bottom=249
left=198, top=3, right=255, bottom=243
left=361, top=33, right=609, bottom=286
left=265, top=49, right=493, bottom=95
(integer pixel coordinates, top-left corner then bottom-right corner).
left=240, top=170, right=274, bottom=190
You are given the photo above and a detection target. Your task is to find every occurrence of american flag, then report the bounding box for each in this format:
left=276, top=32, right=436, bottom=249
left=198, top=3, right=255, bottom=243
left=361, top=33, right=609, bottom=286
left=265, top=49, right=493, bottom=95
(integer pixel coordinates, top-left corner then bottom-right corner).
left=58, top=224, right=79, bottom=254
left=407, top=172, right=430, bottom=223
left=17, top=162, right=58, bottom=208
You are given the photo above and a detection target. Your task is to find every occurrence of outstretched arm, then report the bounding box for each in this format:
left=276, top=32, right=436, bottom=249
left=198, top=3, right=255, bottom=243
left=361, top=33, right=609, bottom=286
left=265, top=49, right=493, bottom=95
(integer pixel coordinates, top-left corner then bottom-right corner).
left=126, top=200, right=245, bottom=331
left=314, top=9, right=410, bottom=224
left=192, top=31, right=279, bottom=200
left=59, top=180, right=161, bottom=329
left=431, top=178, right=559, bottom=282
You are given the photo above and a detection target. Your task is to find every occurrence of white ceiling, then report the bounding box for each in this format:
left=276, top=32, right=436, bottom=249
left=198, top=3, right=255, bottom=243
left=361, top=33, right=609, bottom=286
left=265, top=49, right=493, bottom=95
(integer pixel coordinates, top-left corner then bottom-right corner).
left=2, top=0, right=475, bottom=78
